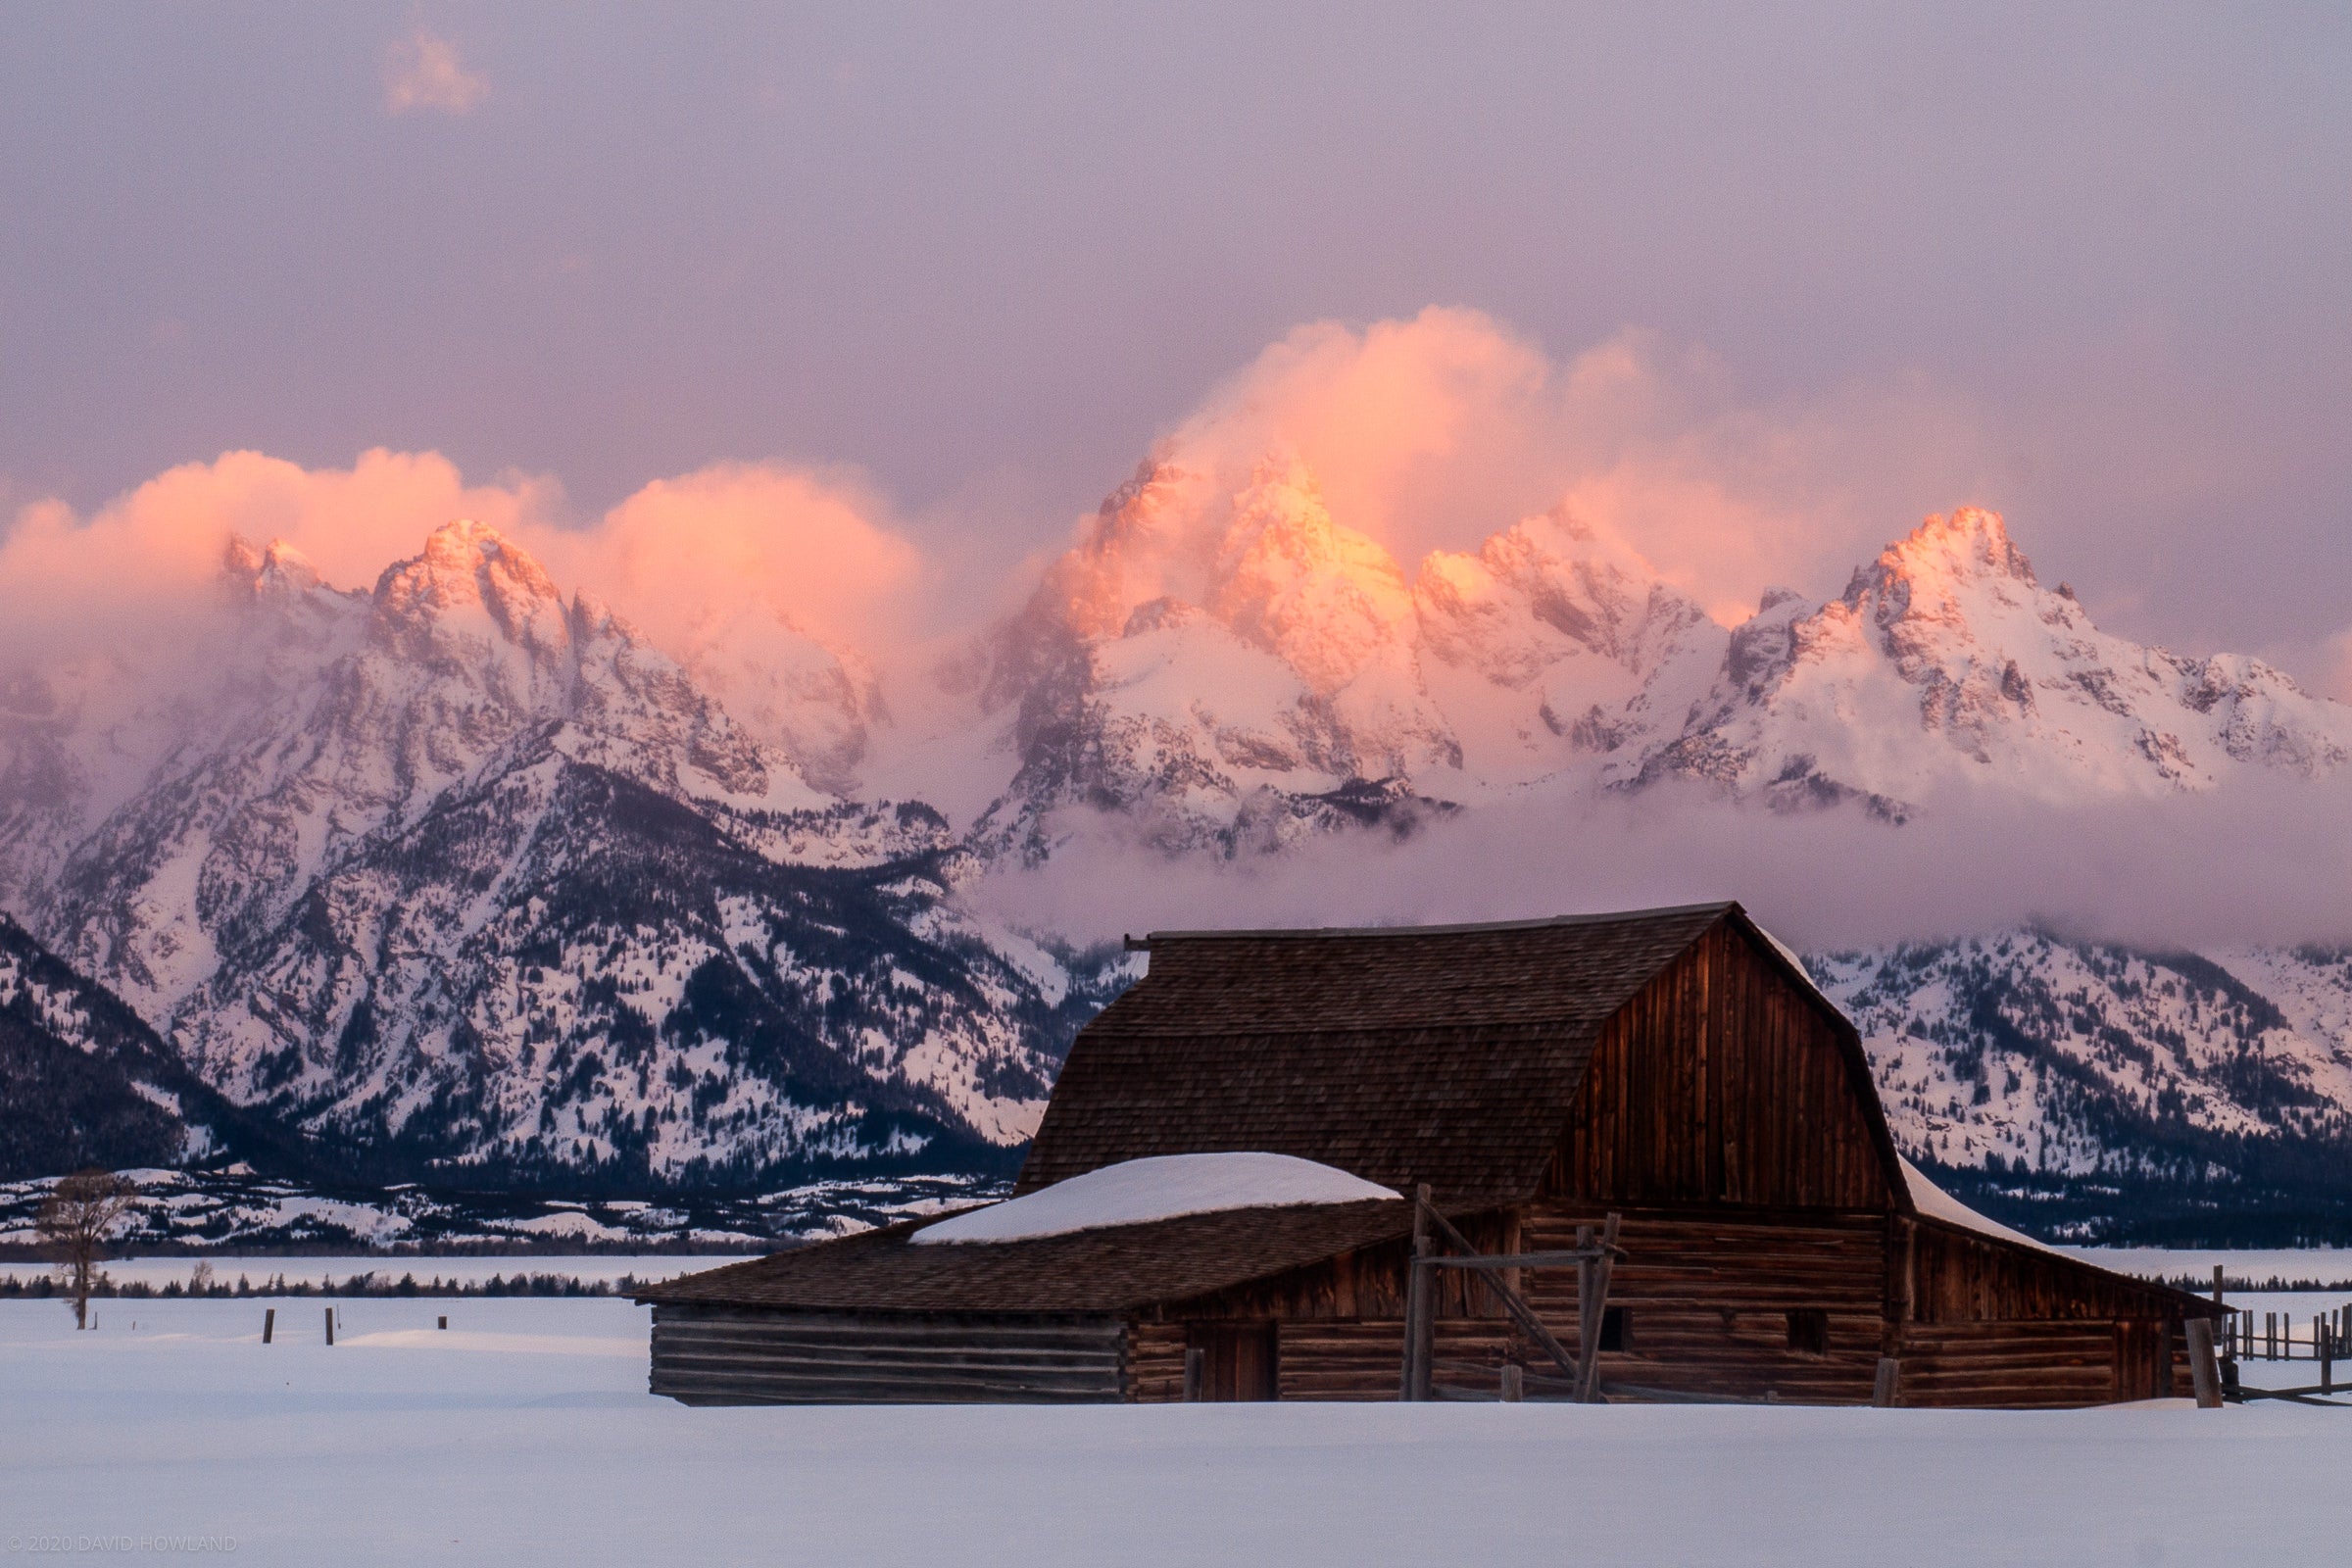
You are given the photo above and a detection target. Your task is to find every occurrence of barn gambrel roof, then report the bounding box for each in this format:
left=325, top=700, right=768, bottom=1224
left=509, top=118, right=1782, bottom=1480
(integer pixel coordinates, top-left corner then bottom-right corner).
left=1017, top=902, right=1802, bottom=1204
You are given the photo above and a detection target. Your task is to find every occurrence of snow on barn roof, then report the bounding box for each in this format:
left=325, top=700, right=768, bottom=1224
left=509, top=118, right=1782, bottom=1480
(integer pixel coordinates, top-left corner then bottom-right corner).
left=912, top=1152, right=1397, bottom=1246
left=1899, top=1156, right=2059, bottom=1255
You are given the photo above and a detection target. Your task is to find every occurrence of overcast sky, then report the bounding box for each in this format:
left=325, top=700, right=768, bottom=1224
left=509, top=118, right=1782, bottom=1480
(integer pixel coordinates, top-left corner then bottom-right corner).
left=4, top=3, right=2349, bottom=679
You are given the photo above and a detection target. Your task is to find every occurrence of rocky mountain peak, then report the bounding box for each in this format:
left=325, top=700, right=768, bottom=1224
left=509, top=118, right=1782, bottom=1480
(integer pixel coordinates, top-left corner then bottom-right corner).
left=1036, top=459, right=1221, bottom=643
left=1629, top=505, right=2352, bottom=812
left=221, top=535, right=329, bottom=603
left=369, top=518, right=574, bottom=673
left=1209, top=457, right=1415, bottom=696
left=1845, top=508, right=2037, bottom=622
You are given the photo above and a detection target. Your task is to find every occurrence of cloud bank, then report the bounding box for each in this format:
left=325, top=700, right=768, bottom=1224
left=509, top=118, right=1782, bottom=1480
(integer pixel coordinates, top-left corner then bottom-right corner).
left=1135, top=306, right=1998, bottom=626
left=383, top=28, right=488, bottom=117
left=0, top=448, right=926, bottom=683
left=976, top=772, right=2352, bottom=958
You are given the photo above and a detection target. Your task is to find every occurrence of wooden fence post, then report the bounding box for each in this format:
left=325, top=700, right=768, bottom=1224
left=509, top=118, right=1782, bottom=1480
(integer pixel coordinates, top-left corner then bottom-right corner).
left=1573, top=1223, right=1595, bottom=1396
left=1574, top=1213, right=1621, bottom=1403
left=2186, top=1318, right=2222, bottom=1409
left=1500, top=1363, right=1524, bottom=1403
left=1872, top=1356, right=1900, bottom=1408
left=438, top=1315, right=448, bottom=1331
left=263, top=1307, right=274, bottom=1345
left=324, top=1306, right=334, bottom=1346
left=1182, top=1347, right=1204, bottom=1402
left=1405, top=1183, right=1437, bottom=1402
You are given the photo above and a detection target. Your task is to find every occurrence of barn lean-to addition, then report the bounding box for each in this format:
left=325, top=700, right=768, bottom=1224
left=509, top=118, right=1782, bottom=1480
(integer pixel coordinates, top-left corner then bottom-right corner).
left=638, top=903, right=2221, bottom=1407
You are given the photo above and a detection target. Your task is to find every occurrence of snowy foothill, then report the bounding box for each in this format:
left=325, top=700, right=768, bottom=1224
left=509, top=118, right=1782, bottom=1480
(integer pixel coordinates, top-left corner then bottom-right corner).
left=909, top=1152, right=1398, bottom=1244
left=4, top=1294, right=2351, bottom=1565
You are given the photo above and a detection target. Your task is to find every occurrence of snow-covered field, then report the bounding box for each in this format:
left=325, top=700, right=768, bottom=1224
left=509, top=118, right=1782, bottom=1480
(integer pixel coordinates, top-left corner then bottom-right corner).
left=4, top=1296, right=2351, bottom=1565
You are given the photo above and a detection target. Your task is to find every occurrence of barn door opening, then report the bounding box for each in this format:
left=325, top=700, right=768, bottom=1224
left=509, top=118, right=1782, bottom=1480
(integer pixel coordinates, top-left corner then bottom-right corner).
left=1188, top=1322, right=1278, bottom=1400
left=2116, top=1320, right=2169, bottom=1400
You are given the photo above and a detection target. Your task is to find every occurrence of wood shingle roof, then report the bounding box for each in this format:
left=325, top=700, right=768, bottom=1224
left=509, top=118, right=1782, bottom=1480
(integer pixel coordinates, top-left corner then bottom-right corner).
left=635, top=1200, right=1418, bottom=1314
left=1015, top=902, right=1737, bottom=1203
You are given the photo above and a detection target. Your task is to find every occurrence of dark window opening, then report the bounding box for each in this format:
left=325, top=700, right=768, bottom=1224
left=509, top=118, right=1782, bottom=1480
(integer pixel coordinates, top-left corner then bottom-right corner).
left=1786, top=1308, right=1829, bottom=1356
left=1597, top=1306, right=1630, bottom=1353
left=1186, top=1321, right=1278, bottom=1400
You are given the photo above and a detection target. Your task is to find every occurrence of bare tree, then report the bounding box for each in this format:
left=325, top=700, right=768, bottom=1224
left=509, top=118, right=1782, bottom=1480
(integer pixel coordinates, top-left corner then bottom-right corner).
left=37, top=1170, right=140, bottom=1330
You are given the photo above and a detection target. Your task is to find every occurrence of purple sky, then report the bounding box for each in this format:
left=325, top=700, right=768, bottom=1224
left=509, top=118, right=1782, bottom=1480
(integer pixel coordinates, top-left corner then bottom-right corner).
left=4, top=4, right=2349, bottom=678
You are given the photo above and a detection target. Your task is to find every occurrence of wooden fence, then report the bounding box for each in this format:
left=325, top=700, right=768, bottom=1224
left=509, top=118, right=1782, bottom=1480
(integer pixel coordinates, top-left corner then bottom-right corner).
left=2224, top=1304, right=2352, bottom=1364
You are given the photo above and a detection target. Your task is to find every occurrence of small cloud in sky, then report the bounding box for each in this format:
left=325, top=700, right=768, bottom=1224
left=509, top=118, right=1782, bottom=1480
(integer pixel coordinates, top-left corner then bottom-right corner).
left=383, top=27, right=488, bottom=117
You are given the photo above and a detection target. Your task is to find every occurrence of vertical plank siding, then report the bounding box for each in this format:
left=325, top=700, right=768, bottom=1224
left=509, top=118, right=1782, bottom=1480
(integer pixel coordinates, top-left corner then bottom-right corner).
left=1910, top=1221, right=2183, bottom=1324
left=1546, top=924, right=1890, bottom=1212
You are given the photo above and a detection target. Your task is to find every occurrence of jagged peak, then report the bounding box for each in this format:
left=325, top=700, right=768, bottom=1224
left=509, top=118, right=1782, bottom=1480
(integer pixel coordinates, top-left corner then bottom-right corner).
left=1849, top=507, right=2037, bottom=605
left=1217, top=453, right=1401, bottom=586
left=1217, top=458, right=1406, bottom=595
left=222, top=533, right=324, bottom=600
left=375, top=518, right=563, bottom=613
left=1095, top=455, right=1196, bottom=526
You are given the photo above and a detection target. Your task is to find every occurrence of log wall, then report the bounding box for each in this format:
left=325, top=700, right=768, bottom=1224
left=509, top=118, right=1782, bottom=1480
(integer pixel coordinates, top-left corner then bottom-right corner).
left=649, top=1304, right=1126, bottom=1404
left=1897, top=1322, right=2126, bottom=1408
left=1521, top=1202, right=1891, bottom=1402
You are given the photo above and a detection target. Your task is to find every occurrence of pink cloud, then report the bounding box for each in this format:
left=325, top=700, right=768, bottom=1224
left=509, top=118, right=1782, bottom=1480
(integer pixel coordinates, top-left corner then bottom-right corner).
left=1125, top=309, right=1998, bottom=627
left=0, top=449, right=546, bottom=670
left=557, top=463, right=923, bottom=655
left=382, top=28, right=489, bottom=117
left=0, top=448, right=926, bottom=686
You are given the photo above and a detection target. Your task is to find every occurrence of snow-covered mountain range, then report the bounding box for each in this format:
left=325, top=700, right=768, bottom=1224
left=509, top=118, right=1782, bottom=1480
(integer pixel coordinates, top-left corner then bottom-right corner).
left=5, top=449, right=2352, bottom=1233
left=0, top=522, right=1128, bottom=1193
left=1816, top=933, right=2352, bottom=1236
left=976, top=458, right=2352, bottom=853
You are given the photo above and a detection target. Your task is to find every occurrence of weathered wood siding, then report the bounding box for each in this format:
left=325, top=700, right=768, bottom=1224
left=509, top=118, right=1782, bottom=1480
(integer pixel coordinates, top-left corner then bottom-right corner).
left=649, top=1305, right=1125, bottom=1404
left=1910, top=1220, right=2184, bottom=1324
left=1892, top=1217, right=2189, bottom=1406
left=1898, top=1322, right=2128, bottom=1408
left=1521, top=1202, right=1891, bottom=1402
left=1547, top=921, right=1893, bottom=1210
left=1128, top=1322, right=1188, bottom=1401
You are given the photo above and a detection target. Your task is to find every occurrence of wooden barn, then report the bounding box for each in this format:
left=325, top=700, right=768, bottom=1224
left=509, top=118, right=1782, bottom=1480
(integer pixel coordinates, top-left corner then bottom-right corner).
left=639, top=902, right=2221, bottom=1407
